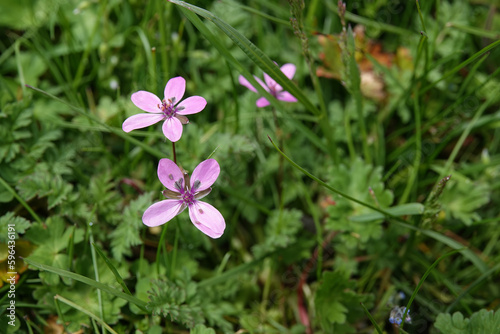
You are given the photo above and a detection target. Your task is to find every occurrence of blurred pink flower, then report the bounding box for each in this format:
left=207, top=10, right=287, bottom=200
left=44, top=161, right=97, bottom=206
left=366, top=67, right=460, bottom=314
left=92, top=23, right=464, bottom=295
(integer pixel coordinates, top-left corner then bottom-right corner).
left=123, top=77, right=206, bottom=142
left=143, top=158, right=225, bottom=239
left=239, top=63, right=298, bottom=108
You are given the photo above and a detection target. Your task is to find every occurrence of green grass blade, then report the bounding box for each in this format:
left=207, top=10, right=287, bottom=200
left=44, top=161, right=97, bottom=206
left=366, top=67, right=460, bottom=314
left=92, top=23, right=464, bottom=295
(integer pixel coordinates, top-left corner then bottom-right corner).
left=23, top=258, right=148, bottom=312
left=445, top=262, right=500, bottom=313
left=54, top=295, right=119, bottom=334
left=401, top=249, right=462, bottom=328
left=420, top=39, right=500, bottom=94
left=26, top=85, right=165, bottom=159
left=269, top=136, right=489, bottom=274
left=349, top=203, right=425, bottom=222
left=93, top=243, right=133, bottom=296
left=360, top=302, right=383, bottom=334
left=169, top=0, right=320, bottom=117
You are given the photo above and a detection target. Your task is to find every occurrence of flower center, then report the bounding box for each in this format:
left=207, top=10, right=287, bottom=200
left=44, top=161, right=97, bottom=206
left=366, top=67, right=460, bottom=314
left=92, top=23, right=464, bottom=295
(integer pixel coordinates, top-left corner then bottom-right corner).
left=160, top=98, right=177, bottom=118
left=182, top=189, right=195, bottom=205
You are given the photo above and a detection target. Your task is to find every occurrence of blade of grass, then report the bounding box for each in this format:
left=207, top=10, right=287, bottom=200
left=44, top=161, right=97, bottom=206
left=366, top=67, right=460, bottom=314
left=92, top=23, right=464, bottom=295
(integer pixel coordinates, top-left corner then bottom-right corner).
left=23, top=258, right=148, bottom=311
left=360, top=302, right=383, bottom=334
left=88, top=223, right=104, bottom=334
left=401, top=249, right=462, bottom=328
left=169, top=0, right=319, bottom=117
left=445, top=262, right=500, bottom=313
left=0, top=176, right=43, bottom=224
left=420, top=39, right=500, bottom=94
left=54, top=295, right=119, bottom=334
left=268, top=136, right=489, bottom=273
left=93, top=243, right=132, bottom=296
left=26, top=85, right=165, bottom=159
left=439, top=86, right=500, bottom=179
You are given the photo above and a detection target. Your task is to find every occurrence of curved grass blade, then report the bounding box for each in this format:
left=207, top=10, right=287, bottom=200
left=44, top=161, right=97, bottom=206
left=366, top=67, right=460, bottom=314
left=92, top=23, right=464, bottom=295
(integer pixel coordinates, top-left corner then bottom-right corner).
left=93, top=243, right=133, bottom=296
left=268, top=136, right=489, bottom=274
left=24, top=258, right=148, bottom=312
left=420, top=39, right=500, bottom=94
left=54, top=295, right=119, bottom=334
left=400, top=249, right=462, bottom=328
left=169, top=0, right=320, bottom=117
left=445, top=262, right=500, bottom=313
left=360, top=302, right=383, bottom=334
left=26, top=85, right=165, bottom=159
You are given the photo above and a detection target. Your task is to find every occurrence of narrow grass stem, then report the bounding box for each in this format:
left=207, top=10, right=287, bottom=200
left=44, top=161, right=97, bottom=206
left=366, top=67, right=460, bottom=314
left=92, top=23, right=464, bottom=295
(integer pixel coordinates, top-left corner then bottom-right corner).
left=169, top=221, right=180, bottom=280
left=440, top=87, right=500, bottom=179
left=156, top=221, right=169, bottom=276
left=89, top=223, right=105, bottom=334
left=0, top=176, right=43, bottom=224
left=158, top=0, right=169, bottom=79
left=400, top=86, right=422, bottom=204
left=54, top=295, right=119, bottom=334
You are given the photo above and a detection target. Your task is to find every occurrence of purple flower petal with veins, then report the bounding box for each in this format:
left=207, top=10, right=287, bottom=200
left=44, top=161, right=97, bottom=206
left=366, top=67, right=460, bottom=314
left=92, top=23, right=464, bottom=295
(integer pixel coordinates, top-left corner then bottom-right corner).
left=123, top=76, right=207, bottom=142
left=142, top=158, right=225, bottom=239
left=238, top=63, right=298, bottom=108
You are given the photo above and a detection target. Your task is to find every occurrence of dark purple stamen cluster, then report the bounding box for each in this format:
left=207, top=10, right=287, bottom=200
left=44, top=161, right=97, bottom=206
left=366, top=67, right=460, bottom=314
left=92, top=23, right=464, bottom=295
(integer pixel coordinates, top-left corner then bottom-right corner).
left=160, top=98, right=177, bottom=118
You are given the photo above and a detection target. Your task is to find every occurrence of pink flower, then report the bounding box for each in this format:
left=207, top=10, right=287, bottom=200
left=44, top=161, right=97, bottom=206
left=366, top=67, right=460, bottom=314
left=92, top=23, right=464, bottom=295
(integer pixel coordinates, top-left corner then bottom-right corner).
left=123, top=77, right=207, bottom=142
left=239, top=63, right=298, bottom=108
left=143, top=158, right=225, bottom=239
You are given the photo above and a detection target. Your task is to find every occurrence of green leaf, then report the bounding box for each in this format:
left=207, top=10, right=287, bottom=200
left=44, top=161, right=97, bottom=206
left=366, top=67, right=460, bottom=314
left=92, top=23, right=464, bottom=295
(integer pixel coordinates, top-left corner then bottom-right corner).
left=23, top=257, right=148, bottom=310
left=147, top=279, right=204, bottom=329
left=349, top=203, right=424, bottom=222
left=252, top=209, right=303, bottom=258
left=0, top=212, right=31, bottom=243
left=434, top=309, right=500, bottom=334
left=314, top=270, right=371, bottom=332
left=169, top=0, right=320, bottom=116
left=326, top=158, right=393, bottom=246
left=190, top=324, right=216, bottom=334
left=109, top=192, right=152, bottom=261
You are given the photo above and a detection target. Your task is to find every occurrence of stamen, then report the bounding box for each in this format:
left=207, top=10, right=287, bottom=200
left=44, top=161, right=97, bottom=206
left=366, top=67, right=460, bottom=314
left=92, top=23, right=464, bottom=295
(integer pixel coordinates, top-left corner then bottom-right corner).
left=198, top=208, right=204, bottom=214
left=193, top=180, right=201, bottom=190
left=168, top=174, right=174, bottom=180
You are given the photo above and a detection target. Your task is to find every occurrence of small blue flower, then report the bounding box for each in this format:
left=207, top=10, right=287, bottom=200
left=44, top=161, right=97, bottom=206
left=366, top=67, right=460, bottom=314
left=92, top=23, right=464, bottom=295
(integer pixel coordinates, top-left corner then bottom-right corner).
left=389, top=306, right=412, bottom=327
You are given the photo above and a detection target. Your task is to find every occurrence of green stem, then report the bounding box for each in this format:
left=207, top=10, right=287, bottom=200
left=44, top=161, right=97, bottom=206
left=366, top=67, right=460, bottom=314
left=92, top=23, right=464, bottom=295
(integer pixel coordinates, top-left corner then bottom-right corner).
left=400, top=85, right=422, bottom=204
left=0, top=176, right=43, bottom=224
left=88, top=223, right=105, bottom=334
left=157, top=0, right=169, bottom=80
left=169, top=222, right=179, bottom=280
left=172, top=141, right=177, bottom=165
left=156, top=222, right=169, bottom=276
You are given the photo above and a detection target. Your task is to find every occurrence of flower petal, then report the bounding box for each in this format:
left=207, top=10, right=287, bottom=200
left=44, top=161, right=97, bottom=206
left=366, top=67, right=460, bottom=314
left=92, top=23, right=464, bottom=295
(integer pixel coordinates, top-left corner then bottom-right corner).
left=176, top=96, right=207, bottom=115
left=131, top=91, right=162, bottom=113
left=122, top=113, right=164, bottom=132
left=256, top=97, right=270, bottom=108
left=238, top=75, right=258, bottom=93
left=277, top=91, right=297, bottom=103
left=253, top=75, right=270, bottom=92
left=164, top=77, right=186, bottom=104
left=188, top=201, right=225, bottom=238
left=280, top=63, right=296, bottom=80
left=162, top=117, right=183, bottom=142
left=158, top=158, right=185, bottom=192
left=263, top=72, right=277, bottom=90
left=142, top=199, right=185, bottom=227
left=190, top=159, right=220, bottom=191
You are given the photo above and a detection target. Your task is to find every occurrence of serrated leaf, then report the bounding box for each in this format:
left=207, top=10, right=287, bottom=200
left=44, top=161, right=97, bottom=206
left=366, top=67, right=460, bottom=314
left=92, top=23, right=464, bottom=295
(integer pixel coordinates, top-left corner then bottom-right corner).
left=110, top=193, right=152, bottom=261
left=252, top=209, right=303, bottom=258
left=315, top=270, right=371, bottom=332
left=325, top=158, right=393, bottom=246
left=434, top=309, right=500, bottom=334
left=0, top=212, right=31, bottom=243
left=190, top=324, right=216, bottom=334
